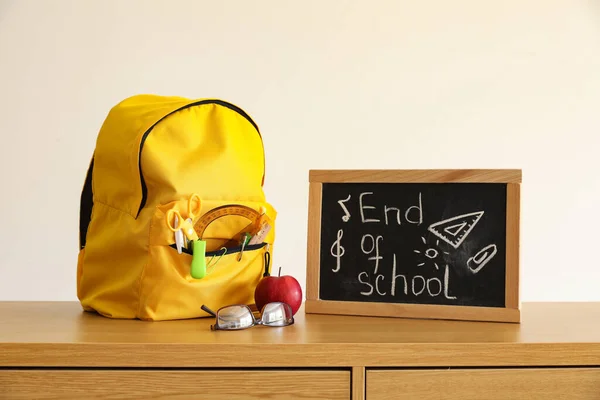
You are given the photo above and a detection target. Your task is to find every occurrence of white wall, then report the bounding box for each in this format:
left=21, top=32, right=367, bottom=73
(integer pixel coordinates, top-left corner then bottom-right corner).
left=0, top=0, right=599, bottom=303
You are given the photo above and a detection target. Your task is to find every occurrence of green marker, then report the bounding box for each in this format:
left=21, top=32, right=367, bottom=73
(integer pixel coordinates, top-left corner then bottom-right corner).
left=190, top=240, right=207, bottom=279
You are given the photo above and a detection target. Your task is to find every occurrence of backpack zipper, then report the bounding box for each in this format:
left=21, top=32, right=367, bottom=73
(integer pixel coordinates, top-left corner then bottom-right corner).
left=136, top=100, right=263, bottom=217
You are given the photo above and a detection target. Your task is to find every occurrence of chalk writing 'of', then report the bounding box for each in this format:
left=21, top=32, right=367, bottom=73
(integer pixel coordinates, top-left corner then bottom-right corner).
left=338, top=192, right=423, bottom=224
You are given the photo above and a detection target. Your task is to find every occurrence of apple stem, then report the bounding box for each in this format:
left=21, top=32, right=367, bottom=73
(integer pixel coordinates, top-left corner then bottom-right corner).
left=278, top=267, right=281, bottom=277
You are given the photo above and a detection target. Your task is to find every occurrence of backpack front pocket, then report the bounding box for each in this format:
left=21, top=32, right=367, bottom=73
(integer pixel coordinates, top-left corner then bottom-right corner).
left=140, top=197, right=274, bottom=321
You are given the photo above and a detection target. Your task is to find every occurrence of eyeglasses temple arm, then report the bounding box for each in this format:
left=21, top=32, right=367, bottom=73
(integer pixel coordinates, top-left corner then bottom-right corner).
left=201, top=304, right=217, bottom=317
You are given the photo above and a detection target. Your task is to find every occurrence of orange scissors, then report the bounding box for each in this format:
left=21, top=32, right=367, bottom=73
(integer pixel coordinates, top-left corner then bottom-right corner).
left=166, top=193, right=201, bottom=250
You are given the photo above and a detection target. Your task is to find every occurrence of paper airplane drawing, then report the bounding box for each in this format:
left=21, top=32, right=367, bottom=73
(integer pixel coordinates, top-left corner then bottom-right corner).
left=427, top=211, right=484, bottom=249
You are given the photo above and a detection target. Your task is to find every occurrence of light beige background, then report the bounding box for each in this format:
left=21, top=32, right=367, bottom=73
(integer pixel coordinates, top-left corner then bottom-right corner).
left=0, top=0, right=598, bottom=302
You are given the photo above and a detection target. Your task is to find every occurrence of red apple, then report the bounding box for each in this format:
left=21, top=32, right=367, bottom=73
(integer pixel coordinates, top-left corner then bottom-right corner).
left=254, top=267, right=303, bottom=316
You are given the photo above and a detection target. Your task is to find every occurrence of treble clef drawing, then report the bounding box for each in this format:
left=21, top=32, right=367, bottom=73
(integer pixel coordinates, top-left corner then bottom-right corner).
left=330, top=229, right=345, bottom=273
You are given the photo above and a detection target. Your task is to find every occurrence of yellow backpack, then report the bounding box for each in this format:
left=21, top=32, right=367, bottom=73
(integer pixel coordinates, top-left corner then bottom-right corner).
left=77, top=95, right=277, bottom=321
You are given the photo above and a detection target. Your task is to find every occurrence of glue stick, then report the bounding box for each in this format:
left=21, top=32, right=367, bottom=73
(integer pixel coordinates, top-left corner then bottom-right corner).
left=190, top=240, right=207, bottom=279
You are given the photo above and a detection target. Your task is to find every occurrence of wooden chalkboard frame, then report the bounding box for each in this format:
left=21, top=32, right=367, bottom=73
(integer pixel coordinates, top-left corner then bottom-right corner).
left=305, top=169, right=521, bottom=323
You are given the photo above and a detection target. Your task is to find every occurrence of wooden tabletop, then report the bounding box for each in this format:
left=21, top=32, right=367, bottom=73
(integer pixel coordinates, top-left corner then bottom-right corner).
left=1, top=301, right=600, bottom=368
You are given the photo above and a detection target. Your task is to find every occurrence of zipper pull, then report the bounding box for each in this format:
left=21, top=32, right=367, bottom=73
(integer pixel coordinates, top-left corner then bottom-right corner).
left=263, top=250, right=271, bottom=277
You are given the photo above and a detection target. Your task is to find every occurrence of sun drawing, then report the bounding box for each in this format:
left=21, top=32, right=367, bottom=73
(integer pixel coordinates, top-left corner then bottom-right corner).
left=413, top=236, right=449, bottom=270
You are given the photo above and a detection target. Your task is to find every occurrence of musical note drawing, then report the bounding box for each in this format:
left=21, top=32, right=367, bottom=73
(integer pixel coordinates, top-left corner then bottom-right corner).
left=330, top=229, right=345, bottom=273
left=337, top=194, right=351, bottom=222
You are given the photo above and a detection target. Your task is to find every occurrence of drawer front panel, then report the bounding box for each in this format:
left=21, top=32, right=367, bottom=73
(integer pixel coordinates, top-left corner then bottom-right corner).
left=0, top=369, right=350, bottom=399
left=367, top=368, right=600, bottom=400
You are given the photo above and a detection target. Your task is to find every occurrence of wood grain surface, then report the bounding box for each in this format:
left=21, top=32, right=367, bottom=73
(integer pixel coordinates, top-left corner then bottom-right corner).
left=305, top=181, right=321, bottom=301
left=1, top=302, right=600, bottom=368
left=0, top=370, right=350, bottom=400
left=309, top=169, right=522, bottom=183
left=352, top=366, right=365, bottom=400
left=505, top=182, right=521, bottom=309
left=304, top=299, right=520, bottom=323
left=367, top=368, right=600, bottom=400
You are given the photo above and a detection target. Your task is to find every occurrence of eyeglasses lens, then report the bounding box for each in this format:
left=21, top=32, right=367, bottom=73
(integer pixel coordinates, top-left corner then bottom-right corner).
left=262, top=302, right=294, bottom=326
left=217, top=305, right=254, bottom=330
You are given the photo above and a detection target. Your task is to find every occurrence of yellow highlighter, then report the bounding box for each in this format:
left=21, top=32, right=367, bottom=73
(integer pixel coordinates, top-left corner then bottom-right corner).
left=190, top=240, right=207, bottom=279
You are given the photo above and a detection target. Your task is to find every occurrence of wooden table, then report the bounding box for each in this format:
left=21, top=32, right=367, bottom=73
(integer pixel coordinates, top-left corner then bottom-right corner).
left=1, top=302, right=600, bottom=399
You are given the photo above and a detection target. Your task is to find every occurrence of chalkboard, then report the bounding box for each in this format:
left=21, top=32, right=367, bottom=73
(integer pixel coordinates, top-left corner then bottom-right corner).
left=305, top=170, right=521, bottom=323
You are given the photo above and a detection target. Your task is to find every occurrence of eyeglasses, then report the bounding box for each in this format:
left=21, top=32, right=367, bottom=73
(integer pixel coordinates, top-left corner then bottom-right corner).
left=201, top=302, right=295, bottom=331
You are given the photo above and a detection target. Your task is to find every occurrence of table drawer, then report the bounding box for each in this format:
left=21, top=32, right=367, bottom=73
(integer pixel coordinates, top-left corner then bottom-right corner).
left=0, top=369, right=350, bottom=399
left=367, top=368, right=600, bottom=400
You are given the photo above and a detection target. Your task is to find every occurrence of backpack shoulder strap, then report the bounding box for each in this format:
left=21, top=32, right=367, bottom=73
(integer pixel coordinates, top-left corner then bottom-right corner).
left=79, top=156, right=94, bottom=249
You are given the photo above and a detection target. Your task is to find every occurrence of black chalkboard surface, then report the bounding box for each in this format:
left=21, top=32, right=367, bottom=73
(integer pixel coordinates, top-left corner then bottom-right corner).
left=305, top=170, right=521, bottom=323
left=320, top=182, right=506, bottom=307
